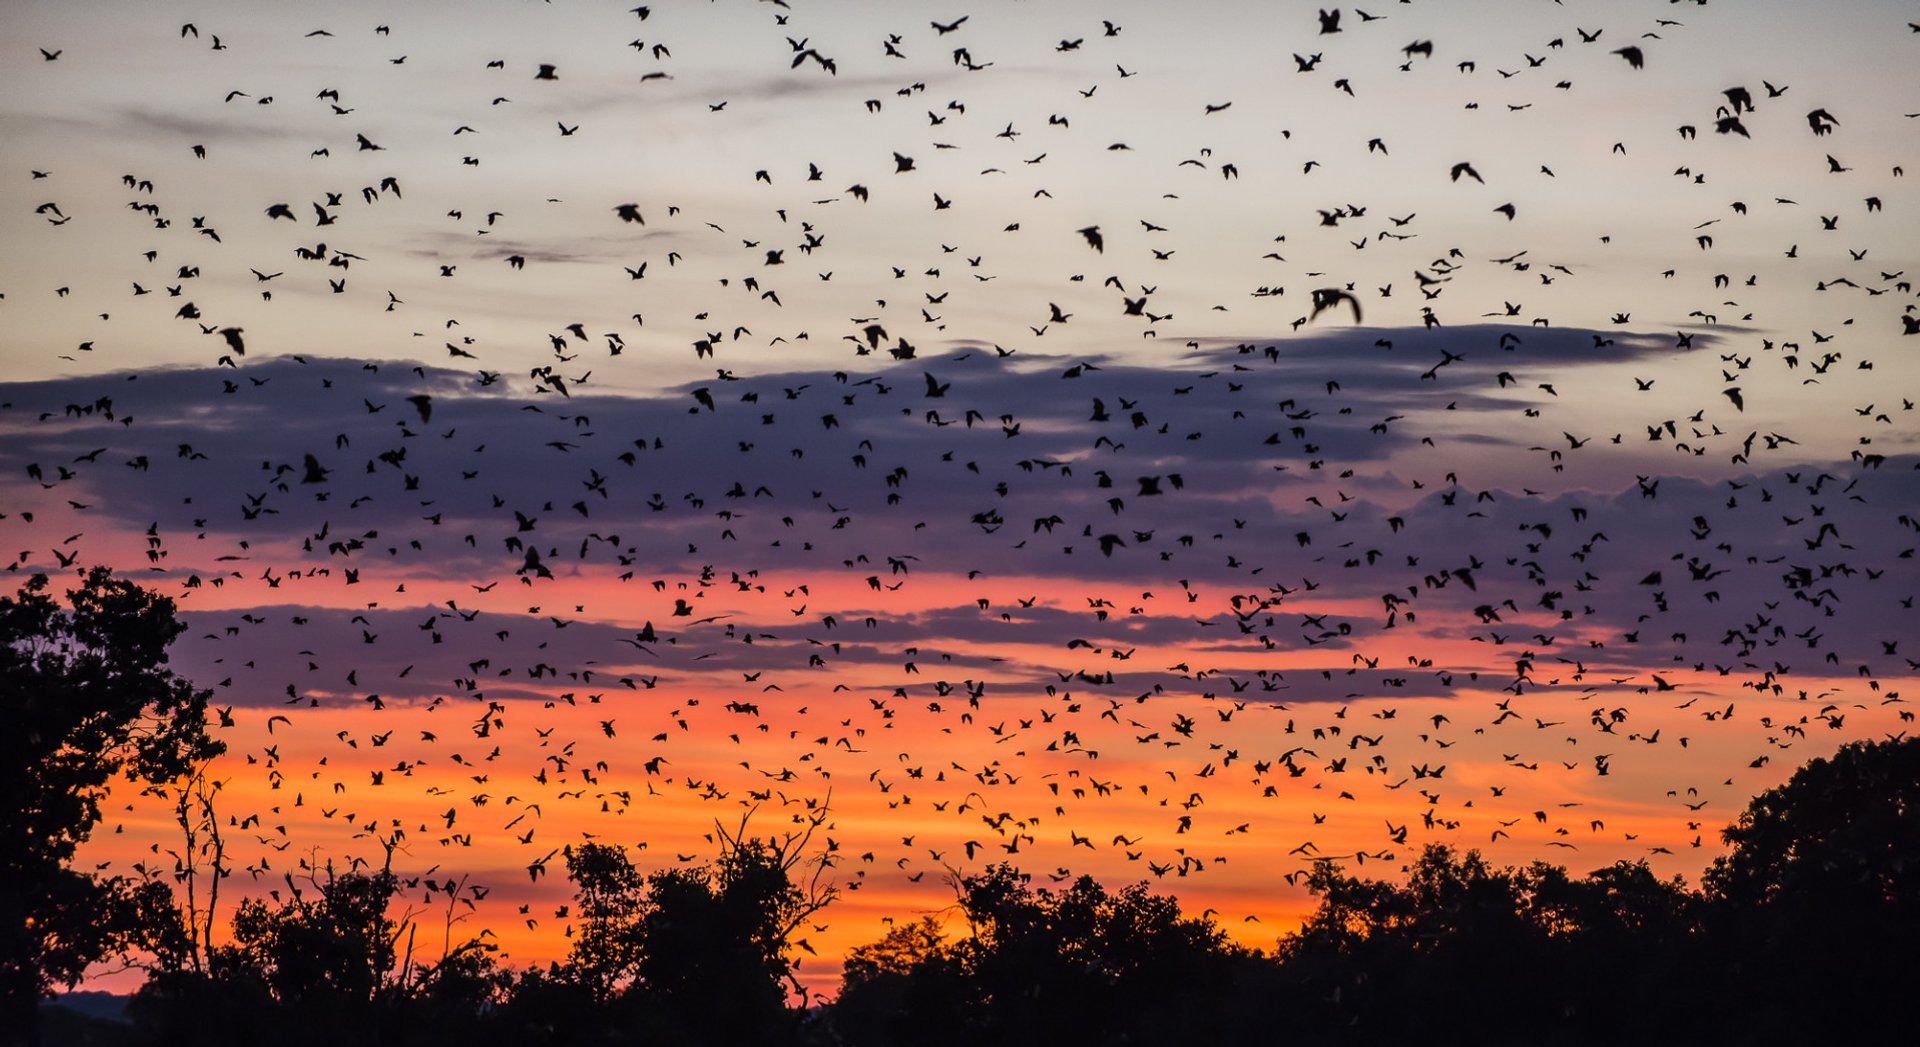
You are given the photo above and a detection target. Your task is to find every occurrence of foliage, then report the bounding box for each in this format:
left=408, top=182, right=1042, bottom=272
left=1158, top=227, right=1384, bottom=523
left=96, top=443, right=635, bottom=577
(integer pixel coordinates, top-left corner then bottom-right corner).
left=1707, top=734, right=1920, bottom=909
left=224, top=869, right=401, bottom=1006
left=1274, top=847, right=1701, bottom=1043
left=1, top=569, right=222, bottom=1042
left=548, top=806, right=838, bottom=1044
left=833, top=865, right=1258, bottom=1046
left=1698, top=735, right=1920, bottom=1041
left=559, top=842, right=647, bottom=1003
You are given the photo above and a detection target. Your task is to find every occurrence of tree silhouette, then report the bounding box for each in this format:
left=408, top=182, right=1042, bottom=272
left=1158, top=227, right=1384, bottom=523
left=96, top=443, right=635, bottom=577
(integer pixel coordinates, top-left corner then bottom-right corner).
left=399, top=941, right=511, bottom=1047
left=1275, top=845, right=1704, bottom=1041
left=1277, top=845, right=1552, bottom=1038
left=225, top=868, right=402, bottom=1009
left=1700, top=735, right=1920, bottom=1041
left=542, top=805, right=838, bottom=1044
left=836, top=915, right=967, bottom=1045
left=1, top=569, right=222, bottom=1046
left=132, top=860, right=412, bottom=1047
left=562, top=842, right=648, bottom=1004
left=1708, top=734, right=1920, bottom=909
left=835, top=864, right=1257, bottom=1046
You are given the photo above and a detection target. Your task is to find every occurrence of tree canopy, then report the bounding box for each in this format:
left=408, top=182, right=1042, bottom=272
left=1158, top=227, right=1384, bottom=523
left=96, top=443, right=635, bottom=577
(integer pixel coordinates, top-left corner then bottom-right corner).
left=1708, top=734, right=1920, bottom=910
left=538, top=808, right=838, bottom=1045
left=834, top=864, right=1260, bottom=1046
left=2, top=569, right=222, bottom=1042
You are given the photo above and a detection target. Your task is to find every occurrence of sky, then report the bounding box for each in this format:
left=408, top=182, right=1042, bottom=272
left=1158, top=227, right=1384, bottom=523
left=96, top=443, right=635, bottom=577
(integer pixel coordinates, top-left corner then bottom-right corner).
left=2, top=0, right=1918, bottom=998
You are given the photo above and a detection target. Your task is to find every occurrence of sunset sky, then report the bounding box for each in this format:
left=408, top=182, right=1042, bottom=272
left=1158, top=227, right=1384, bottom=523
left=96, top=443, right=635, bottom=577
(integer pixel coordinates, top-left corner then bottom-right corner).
left=2, top=0, right=1917, bottom=996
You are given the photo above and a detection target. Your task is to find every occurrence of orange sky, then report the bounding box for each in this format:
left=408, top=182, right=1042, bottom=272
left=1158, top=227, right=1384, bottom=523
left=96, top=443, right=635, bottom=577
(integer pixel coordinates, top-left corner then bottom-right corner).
left=74, top=600, right=1914, bottom=997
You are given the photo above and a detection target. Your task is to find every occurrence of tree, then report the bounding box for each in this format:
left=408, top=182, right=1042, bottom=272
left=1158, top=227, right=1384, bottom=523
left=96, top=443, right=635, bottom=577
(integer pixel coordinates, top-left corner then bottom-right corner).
left=1272, top=845, right=1707, bottom=1043
left=1276, top=846, right=1547, bottom=1039
left=561, top=842, right=648, bottom=1004
left=835, top=917, right=969, bottom=1047
left=1700, top=735, right=1920, bottom=1041
left=224, top=868, right=402, bottom=1008
left=131, top=864, right=408, bottom=1047
left=834, top=865, right=1255, bottom=1046
left=552, top=805, right=838, bottom=1044
left=0, top=568, right=222, bottom=1045
left=165, top=768, right=230, bottom=976
left=629, top=845, right=802, bottom=1042
left=1707, top=734, right=1920, bottom=910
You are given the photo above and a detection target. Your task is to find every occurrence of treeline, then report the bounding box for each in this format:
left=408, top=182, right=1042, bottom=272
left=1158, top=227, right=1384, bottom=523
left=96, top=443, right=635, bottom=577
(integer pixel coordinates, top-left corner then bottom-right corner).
left=37, top=734, right=1917, bottom=1047
left=8, top=573, right=1915, bottom=1046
